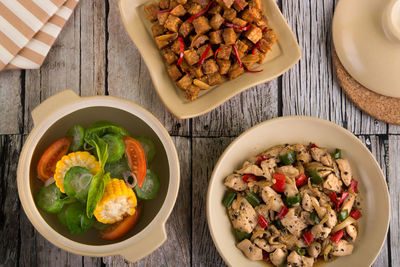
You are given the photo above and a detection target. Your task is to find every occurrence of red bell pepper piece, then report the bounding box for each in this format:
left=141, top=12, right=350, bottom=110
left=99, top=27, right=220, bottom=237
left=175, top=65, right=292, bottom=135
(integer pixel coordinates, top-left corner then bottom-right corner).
left=330, top=229, right=344, bottom=244
left=214, top=47, right=221, bottom=60
left=222, top=21, right=251, bottom=31
left=302, top=231, right=314, bottom=245
left=258, top=215, right=268, bottom=228
left=199, top=43, right=212, bottom=66
left=234, top=0, right=244, bottom=10
left=242, top=174, right=258, bottom=183
left=329, top=191, right=349, bottom=211
left=272, top=173, right=285, bottom=193
left=232, top=43, right=243, bottom=68
left=176, top=37, right=184, bottom=66
left=349, top=180, right=358, bottom=192
left=262, top=27, right=268, bottom=33
left=256, top=155, right=269, bottom=166
left=296, top=173, right=308, bottom=187
left=306, top=143, right=318, bottom=151
left=350, top=209, right=362, bottom=220
left=187, top=0, right=214, bottom=22
left=277, top=206, right=288, bottom=219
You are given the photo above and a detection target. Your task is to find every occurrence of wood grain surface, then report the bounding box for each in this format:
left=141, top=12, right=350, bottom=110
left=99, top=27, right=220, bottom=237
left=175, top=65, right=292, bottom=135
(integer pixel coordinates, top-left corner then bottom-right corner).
left=0, top=0, right=398, bottom=266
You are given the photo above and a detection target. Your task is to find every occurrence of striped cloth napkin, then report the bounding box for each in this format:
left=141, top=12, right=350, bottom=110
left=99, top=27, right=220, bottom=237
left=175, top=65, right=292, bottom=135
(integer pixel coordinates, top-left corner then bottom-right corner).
left=0, top=0, right=79, bottom=71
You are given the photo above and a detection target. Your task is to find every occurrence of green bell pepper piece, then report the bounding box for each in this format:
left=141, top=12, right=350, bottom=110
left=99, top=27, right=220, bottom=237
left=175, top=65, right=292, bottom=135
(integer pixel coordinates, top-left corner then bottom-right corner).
left=245, top=192, right=261, bottom=207
left=338, top=210, right=349, bottom=222
left=235, top=229, right=251, bottom=241
left=310, top=210, right=321, bottom=224
left=222, top=191, right=236, bottom=207
left=333, top=148, right=342, bottom=159
left=286, top=193, right=301, bottom=207
left=279, top=150, right=296, bottom=165
left=310, top=169, right=324, bottom=185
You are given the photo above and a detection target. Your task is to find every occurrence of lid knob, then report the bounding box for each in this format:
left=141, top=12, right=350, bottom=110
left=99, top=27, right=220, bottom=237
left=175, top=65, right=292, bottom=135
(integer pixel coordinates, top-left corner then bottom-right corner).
left=382, top=0, right=400, bottom=42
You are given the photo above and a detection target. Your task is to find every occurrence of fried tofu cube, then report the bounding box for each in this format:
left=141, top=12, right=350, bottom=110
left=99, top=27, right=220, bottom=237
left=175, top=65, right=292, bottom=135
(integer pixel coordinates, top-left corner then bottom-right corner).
left=168, top=65, right=183, bottom=81
left=221, top=0, right=234, bottom=8
left=217, top=59, right=231, bottom=74
left=170, top=4, right=186, bottom=16
left=144, top=2, right=160, bottom=22
left=179, top=21, right=194, bottom=37
left=217, top=44, right=232, bottom=60
left=235, top=39, right=249, bottom=57
left=184, top=84, right=200, bottom=101
left=223, top=27, right=236, bottom=44
left=192, top=16, right=211, bottom=35
left=197, top=44, right=213, bottom=59
left=157, top=12, right=170, bottom=25
left=176, top=74, right=193, bottom=90
left=249, top=0, right=261, bottom=10
left=233, top=0, right=248, bottom=11
left=228, top=62, right=244, bottom=79
left=241, top=7, right=261, bottom=22
left=210, top=30, right=223, bottom=44
left=163, top=50, right=178, bottom=65
left=187, top=3, right=202, bottom=14
left=232, top=17, right=247, bottom=28
left=210, top=13, right=224, bottom=30
left=183, top=49, right=200, bottom=65
left=189, top=66, right=204, bottom=78
left=169, top=0, right=179, bottom=8
left=193, top=0, right=209, bottom=6
left=177, top=0, right=187, bottom=4
left=171, top=39, right=181, bottom=54
left=223, top=8, right=237, bottom=22
left=152, top=24, right=165, bottom=37
left=165, top=15, right=182, bottom=32
left=202, top=59, right=219, bottom=74
left=208, top=4, right=222, bottom=15
left=245, top=25, right=262, bottom=44
left=159, top=0, right=170, bottom=9
left=207, top=72, right=223, bottom=85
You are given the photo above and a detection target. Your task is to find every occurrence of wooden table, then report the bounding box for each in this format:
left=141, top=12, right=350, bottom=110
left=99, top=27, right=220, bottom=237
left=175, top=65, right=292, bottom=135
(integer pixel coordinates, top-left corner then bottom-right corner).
left=0, top=0, right=398, bottom=266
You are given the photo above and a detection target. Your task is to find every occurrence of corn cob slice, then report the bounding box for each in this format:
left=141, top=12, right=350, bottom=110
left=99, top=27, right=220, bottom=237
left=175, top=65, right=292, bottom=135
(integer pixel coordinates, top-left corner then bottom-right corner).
left=94, top=179, right=137, bottom=224
left=54, top=151, right=101, bottom=193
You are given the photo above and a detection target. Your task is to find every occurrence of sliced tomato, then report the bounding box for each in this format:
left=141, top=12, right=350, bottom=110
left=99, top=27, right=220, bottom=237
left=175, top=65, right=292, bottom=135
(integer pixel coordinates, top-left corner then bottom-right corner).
left=124, top=137, right=147, bottom=188
left=37, top=137, right=72, bottom=182
left=99, top=203, right=142, bottom=240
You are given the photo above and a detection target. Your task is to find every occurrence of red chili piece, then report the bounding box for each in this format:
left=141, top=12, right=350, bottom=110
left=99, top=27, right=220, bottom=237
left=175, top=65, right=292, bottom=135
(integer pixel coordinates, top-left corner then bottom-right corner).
left=302, top=231, right=314, bottom=245
left=295, top=173, right=308, bottom=187
left=245, top=68, right=263, bottom=73
left=258, top=215, right=268, bottom=228
left=187, top=0, right=214, bottom=23
left=350, top=209, right=362, bottom=220
left=214, top=48, right=221, bottom=60
left=272, top=172, right=285, bottom=193
left=306, top=143, right=318, bottom=151
left=349, top=180, right=358, bottom=192
left=262, top=26, right=268, bottom=33
left=232, top=44, right=243, bottom=68
left=256, top=155, right=269, bottom=166
left=262, top=250, right=270, bottom=262
left=277, top=206, right=288, bottom=219
left=251, top=46, right=256, bottom=55
left=222, top=21, right=251, bottom=31
left=234, top=0, right=244, bottom=10
left=156, top=8, right=171, bottom=14
left=242, top=174, right=258, bottom=183
left=177, top=37, right=184, bottom=66
left=198, top=43, right=212, bottom=66
left=330, top=229, right=344, bottom=244
left=329, top=191, right=349, bottom=211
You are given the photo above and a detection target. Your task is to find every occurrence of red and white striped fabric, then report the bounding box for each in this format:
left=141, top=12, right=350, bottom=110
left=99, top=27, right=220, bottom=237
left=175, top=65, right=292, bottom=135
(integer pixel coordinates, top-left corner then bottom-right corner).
left=0, top=0, right=79, bottom=71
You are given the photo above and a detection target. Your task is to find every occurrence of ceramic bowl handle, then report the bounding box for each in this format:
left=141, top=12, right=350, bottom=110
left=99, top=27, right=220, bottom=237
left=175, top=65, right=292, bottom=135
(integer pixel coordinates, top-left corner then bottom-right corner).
left=382, top=0, right=400, bottom=42
left=31, top=90, right=80, bottom=126
left=119, top=224, right=167, bottom=263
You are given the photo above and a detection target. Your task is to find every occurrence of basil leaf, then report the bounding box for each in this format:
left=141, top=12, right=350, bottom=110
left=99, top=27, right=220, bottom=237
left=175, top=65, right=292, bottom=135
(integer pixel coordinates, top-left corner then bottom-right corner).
left=86, top=172, right=111, bottom=218
left=86, top=135, right=108, bottom=170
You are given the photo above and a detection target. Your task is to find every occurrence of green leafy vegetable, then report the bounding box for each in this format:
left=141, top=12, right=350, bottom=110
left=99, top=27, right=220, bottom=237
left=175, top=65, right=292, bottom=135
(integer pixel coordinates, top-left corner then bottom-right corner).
left=84, top=120, right=129, bottom=142
left=65, top=202, right=95, bottom=234
left=57, top=206, right=68, bottom=226
left=63, top=166, right=93, bottom=202
left=86, top=172, right=111, bottom=218
left=35, top=183, right=69, bottom=213
left=134, top=169, right=160, bottom=200
left=86, top=135, right=108, bottom=170
left=66, top=125, right=85, bottom=152
left=105, top=157, right=130, bottom=179
left=93, top=221, right=110, bottom=230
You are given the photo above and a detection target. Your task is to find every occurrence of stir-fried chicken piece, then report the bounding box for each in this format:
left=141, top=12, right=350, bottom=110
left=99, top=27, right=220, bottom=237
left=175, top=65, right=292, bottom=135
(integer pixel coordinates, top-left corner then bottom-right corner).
left=307, top=241, right=321, bottom=258
left=280, top=208, right=307, bottom=237
left=224, top=173, right=248, bottom=191
left=236, top=239, right=263, bottom=261
left=311, top=147, right=333, bottom=167
left=336, top=158, right=352, bottom=186
left=330, top=240, right=354, bottom=256
left=270, top=248, right=288, bottom=266
left=323, top=173, right=343, bottom=193
left=228, top=195, right=258, bottom=233
left=236, top=161, right=264, bottom=176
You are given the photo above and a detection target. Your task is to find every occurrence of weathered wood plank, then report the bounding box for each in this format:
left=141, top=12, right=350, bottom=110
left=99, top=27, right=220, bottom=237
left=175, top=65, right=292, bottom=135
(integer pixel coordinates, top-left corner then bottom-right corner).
left=358, top=135, right=390, bottom=267
left=281, top=0, right=387, bottom=135
left=388, top=135, right=399, bottom=267
left=0, top=72, right=22, bottom=134
left=24, top=1, right=107, bottom=133
left=106, top=0, right=189, bottom=136
left=104, top=137, right=191, bottom=266
left=192, top=80, right=279, bottom=137
left=388, top=124, right=400, bottom=134
left=192, top=137, right=232, bottom=266
left=0, top=135, right=23, bottom=267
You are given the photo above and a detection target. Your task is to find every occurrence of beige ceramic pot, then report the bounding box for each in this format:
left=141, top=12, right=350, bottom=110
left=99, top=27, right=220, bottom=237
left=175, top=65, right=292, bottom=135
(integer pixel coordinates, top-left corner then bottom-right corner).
left=207, top=116, right=390, bottom=267
left=17, top=90, right=180, bottom=262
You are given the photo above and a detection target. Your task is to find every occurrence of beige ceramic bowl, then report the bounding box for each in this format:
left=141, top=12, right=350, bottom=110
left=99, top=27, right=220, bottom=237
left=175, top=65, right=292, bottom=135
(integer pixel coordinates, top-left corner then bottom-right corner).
left=119, top=0, right=301, bottom=119
left=17, top=90, right=180, bottom=262
left=207, top=116, right=390, bottom=267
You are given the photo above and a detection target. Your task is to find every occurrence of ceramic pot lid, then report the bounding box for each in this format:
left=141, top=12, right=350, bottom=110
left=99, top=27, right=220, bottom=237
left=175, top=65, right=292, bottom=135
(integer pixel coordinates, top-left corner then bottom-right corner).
left=333, top=0, right=400, bottom=98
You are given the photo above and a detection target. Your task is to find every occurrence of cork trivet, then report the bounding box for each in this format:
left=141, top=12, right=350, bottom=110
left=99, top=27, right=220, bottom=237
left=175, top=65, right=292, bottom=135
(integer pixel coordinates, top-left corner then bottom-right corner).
left=333, top=50, right=400, bottom=125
